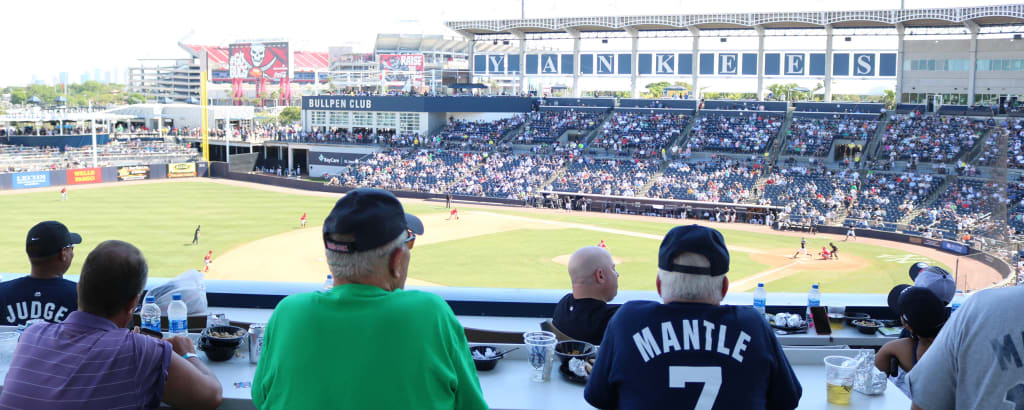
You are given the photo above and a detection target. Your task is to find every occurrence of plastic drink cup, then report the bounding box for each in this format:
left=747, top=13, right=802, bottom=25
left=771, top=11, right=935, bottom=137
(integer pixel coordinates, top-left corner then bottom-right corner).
left=523, top=331, right=557, bottom=382
left=825, top=355, right=857, bottom=404
left=828, top=306, right=846, bottom=330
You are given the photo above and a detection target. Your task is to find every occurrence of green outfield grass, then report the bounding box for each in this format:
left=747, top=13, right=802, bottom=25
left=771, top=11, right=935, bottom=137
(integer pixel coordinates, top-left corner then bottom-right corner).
left=0, top=181, right=944, bottom=293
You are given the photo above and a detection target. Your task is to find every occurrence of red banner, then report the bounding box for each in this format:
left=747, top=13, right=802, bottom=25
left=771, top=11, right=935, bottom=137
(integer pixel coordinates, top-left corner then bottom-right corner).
left=67, top=168, right=102, bottom=185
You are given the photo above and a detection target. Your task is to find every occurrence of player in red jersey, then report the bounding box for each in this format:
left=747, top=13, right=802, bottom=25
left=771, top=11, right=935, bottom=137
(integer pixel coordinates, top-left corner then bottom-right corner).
left=446, top=207, right=459, bottom=221
left=300, top=212, right=307, bottom=228
left=60, top=186, right=67, bottom=201
left=598, top=240, right=607, bottom=249
left=203, top=250, right=213, bottom=272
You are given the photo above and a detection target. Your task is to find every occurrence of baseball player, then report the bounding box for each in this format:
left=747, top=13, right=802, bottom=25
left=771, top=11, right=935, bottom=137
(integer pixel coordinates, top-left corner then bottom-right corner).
left=300, top=212, right=307, bottom=228
left=598, top=240, right=607, bottom=249
left=792, top=238, right=809, bottom=259
left=845, top=224, right=856, bottom=241
left=203, top=250, right=213, bottom=273
left=829, top=242, right=839, bottom=260
left=446, top=207, right=459, bottom=221
left=60, top=186, right=67, bottom=201
left=584, top=225, right=802, bottom=409
left=819, top=246, right=831, bottom=260
left=192, top=225, right=201, bottom=246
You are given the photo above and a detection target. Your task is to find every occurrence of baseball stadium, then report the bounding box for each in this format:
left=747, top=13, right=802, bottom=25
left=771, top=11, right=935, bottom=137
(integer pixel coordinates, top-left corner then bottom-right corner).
left=1, top=2, right=1024, bottom=409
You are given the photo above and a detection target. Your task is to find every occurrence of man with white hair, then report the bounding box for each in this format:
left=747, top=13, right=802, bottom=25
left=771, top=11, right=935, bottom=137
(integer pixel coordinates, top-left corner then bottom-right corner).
left=584, top=225, right=802, bottom=410
left=252, top=188, right=487, bottom=410
left=551, top=246, right=620, bottom=345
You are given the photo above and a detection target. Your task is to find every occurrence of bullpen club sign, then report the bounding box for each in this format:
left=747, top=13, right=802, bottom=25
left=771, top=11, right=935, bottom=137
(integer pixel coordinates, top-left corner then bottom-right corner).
left=67, top=168, right=101, bottom=185
left=167, top=163, right=197, bottom=178
left=12, top=171, right=50, bottom=189
left=117, top=165, right=150, bottom=181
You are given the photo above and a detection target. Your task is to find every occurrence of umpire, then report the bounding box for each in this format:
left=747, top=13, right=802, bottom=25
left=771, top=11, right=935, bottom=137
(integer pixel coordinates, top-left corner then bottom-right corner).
left=584, top=225, right=802, bottom=410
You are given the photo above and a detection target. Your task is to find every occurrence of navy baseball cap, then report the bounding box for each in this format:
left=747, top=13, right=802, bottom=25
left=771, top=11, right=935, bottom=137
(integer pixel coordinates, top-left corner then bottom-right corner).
left=908, top=262, right=929, bottom=281
left=323, top=188, right=423, bottom=253
left=26, top=221, right=82, bottom=258
left=896, top=286, right=950, bottom=336
left=658, top=225, right=730, bottom=276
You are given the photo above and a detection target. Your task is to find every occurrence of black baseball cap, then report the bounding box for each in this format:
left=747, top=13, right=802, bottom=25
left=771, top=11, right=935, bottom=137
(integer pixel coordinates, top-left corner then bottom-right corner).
left=908, top=262, right=929, bottom=281
left=658, top=225, right=730, bottom=276
left=896, top=286, right=950, bottom=336
left=26, top=221, right=82, bottom=258
left=323, top=188, right=424, bottom=253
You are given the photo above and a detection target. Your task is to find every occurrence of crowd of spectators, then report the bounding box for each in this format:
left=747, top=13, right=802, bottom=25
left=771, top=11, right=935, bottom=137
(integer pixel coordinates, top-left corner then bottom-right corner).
left=0, top=141, right=198, bottom=173
left=911, top=178, right=1006, bottom=240
left=687, top=112, right=782, bottom=153
left=434, top=116, right=525, bottom=151
left=849, top=171, right=942, bottom=226
left=760, top=166, right=858, bottom=226
left=879, top=114, right=990, bottom=163
left=785, top=116, right=878, bottom=157
left=645, top=157, right=761, bottom=203
left=336, top=150, right=480, bottom=193
left=456, top=153, right=565, bottom=200
left=552, top=157, right=659, bottom=197
left=591, top=112, right=689, bottom=158
left=975, top=119, right=1024, bottom=168
left=518, top=110, right=602, bottom=144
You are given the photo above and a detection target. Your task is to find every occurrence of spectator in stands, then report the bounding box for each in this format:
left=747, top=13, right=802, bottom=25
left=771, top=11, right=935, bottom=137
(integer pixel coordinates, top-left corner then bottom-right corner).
left=551, top=246, right=620, bottom=345
left=907, top=285, right=1024, bottom=410
left=252, top=188, right=486, bottom=410
left=584, top=225, right=802, bottom=409
left=0, top=240, right=223, bottom=409
left=875, top=286, right=950, bottom=399
left=0, top=221, right=81, bottom=325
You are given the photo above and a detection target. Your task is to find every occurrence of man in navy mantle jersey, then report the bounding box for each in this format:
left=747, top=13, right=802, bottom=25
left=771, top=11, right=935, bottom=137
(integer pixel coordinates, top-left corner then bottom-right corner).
left=584, top=225, right=802, bottom=410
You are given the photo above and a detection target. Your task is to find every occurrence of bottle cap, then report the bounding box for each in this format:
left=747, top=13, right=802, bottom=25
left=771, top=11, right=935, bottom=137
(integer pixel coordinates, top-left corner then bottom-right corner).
left=145, top=295, right=156, bottom=303
left=172, top=293, right=182, bottom=301
left=758, top=283, right=764, bottom=287
left=812, top=284, right=819, bottom=289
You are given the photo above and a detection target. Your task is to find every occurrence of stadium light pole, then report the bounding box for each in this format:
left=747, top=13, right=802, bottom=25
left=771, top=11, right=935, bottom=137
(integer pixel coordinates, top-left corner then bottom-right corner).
left=89, top=100, right=97, bottom=168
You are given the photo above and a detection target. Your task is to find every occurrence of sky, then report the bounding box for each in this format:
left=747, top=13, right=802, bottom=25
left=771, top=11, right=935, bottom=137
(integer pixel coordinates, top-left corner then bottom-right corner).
left=0, top=0, right=1011, bottom=87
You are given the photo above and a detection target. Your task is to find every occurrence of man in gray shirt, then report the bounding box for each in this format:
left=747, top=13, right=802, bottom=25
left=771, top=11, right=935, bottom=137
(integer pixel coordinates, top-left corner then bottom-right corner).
left=908, top=286, right=1024, bottom=410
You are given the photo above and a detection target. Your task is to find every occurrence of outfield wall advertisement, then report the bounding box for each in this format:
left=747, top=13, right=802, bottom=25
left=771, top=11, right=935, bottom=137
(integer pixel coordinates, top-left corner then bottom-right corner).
left=12, top=171, right=51, bottom=189
left=168, top=163, right=197, bottom=178
left=67, top=168, right=102, bottom=185
left=117, top=166, right=150, bottom=181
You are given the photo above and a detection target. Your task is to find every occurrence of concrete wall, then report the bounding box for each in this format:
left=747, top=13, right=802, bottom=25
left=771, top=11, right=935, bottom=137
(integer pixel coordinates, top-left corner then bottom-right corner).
left=904, top=38, right=1024, bottom=95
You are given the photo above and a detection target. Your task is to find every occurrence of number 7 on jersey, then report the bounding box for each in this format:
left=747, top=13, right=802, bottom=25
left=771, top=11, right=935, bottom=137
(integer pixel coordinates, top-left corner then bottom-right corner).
left=669, top=366, right=722, bottom=410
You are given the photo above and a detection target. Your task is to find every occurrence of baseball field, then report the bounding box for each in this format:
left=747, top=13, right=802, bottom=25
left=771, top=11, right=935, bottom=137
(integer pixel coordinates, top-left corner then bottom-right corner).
left=0, top=178, right=1002, bottom=293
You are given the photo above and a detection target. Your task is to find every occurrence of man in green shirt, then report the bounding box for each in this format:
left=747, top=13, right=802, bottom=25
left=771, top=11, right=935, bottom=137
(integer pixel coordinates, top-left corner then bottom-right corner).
left=252, top=188, right=488, bottom=410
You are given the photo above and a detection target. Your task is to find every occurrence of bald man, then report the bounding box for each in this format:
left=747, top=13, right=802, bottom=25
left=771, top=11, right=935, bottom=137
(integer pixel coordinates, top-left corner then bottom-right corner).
left=551, top=246, right=620, bottom=345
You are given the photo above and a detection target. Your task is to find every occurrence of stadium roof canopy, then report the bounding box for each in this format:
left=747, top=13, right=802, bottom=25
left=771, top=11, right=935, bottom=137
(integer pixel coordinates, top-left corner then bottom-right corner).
left=179, top=44, right=328, bottom=71
left=373, top=34, right=475, bottom=54
left=446, top=4, right=1024, bottom=34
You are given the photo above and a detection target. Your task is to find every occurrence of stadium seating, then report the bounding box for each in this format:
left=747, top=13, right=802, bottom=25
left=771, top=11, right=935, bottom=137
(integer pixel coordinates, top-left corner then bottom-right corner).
left=591, top=112, right=689, bottom=158
left=0, top=142, right=198, bottom=172
left=761, top=166, right=857, bottom=225
left=551, top=157, right=659, bottom=196
left=645, top=158, right=760, bottom=203
left=435, top=116, right=525, bottom=151
left=518, top=110, right=602, bottom=144
left=851, top=172, right=943, bottom=225
left=878, top=115, right=989, bottom=163
left=459, top=153, right=564, bottom=199
left=911, top=178, right=1003, bottom=239
left=975, top=119, right=1024, bottom=169
left=785, top=115, right=878, bottom=157
left=687, top=112, right=783, bottom=154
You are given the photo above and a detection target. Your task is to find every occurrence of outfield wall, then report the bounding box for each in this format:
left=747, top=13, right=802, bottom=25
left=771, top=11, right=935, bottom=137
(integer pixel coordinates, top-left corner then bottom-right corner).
left=0, top=162, right=209, bottom=191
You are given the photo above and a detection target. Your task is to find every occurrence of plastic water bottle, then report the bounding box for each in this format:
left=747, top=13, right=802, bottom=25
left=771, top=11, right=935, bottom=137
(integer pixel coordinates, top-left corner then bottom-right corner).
left=323, top=274, right=334, bottom=291
left=168, top=293, right=188, bottom=337
left=951, top=290, right=965, bottom=312
left=140, top=296, right=162, bottom=333
left=753, top=283, right=767, bottom=316
left=807, top=284, right=821, bottom=327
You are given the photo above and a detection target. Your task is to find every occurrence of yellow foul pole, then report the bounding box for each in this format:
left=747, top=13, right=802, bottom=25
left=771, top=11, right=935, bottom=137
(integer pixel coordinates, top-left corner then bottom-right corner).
left=200, top=50, right=210, bottom=162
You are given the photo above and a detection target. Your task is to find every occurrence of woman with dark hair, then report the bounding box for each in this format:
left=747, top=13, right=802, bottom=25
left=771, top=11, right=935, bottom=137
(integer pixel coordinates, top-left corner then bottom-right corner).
left=875, top=286, right=951, bottom=399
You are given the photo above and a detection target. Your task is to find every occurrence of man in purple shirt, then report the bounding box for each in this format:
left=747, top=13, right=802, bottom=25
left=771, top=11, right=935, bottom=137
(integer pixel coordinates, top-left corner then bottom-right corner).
left=0, top=240, right=223, bottom=409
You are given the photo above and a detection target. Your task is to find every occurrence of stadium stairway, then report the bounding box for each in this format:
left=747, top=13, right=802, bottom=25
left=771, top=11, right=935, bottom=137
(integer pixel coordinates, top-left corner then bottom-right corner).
left=862, top=111, right=891, bottom=163
left=538, top=161, right=570, bottom=190
left=581, top=111, right=614, bottom=147
left=665, top=112, right=700, bottom=152
left=637, top=160, right=671, bottom=197
left=497, top=120, right=528, bottom=145
left=897, top=175, right=957, bottom=225
left=957, top=126, right=997, bottom=166
left=764, top=110, right=794, bottom=165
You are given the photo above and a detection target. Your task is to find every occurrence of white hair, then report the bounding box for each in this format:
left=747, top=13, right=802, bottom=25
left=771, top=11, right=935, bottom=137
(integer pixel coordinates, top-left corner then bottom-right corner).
left=325, top=233, right=406, bottom=280
left=658, top=252, right=725, bottom=304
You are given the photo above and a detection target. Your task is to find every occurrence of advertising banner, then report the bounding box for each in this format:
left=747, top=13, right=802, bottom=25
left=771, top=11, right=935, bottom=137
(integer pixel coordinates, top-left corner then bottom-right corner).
left=168, top=163, right=198, bottom=178
left=379, top=54, right=424, bottom=87
left=117, top=165, right=150, bottom=181
left=229, top=42, right=290, bottom=80
left=67, top=168, right=102, bottom=185
left=12, top=171, right=50, bottom=189
left=941, top=241, right=969, bottom=255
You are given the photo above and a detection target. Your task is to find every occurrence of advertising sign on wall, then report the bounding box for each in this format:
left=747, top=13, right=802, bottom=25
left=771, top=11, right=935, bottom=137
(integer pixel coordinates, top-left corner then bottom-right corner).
left=379, top=54, right=424, bottom=87
left=12, top=171, right=51, bottom=189
left=117, top=166, right=150, bottom=181
left=167, top=163, right=198, bottom=178
left=67, top=168, right=102, bottom=185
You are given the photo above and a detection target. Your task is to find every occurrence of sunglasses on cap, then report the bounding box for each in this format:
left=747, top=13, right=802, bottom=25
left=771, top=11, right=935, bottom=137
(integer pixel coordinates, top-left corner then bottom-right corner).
left=405, top=230, right=416, bottom=250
